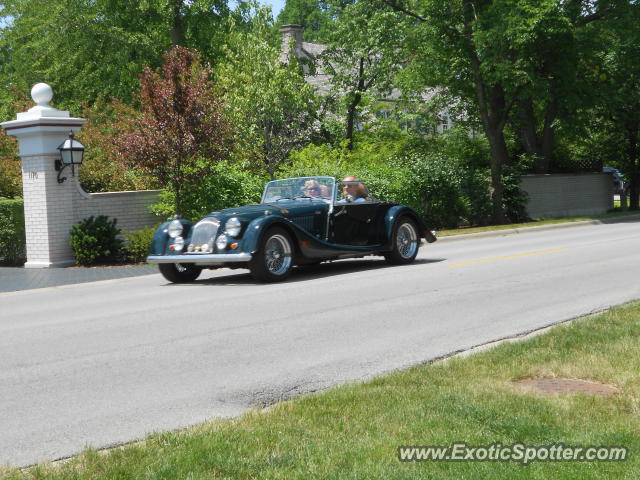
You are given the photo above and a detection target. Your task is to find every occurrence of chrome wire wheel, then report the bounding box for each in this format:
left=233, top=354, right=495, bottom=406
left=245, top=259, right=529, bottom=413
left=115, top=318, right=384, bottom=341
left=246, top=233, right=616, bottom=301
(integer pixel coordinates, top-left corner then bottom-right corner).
left=396, top=222, right=418, bottom=259
left=384, top=217, right=420, bottom=265
left=175, top=263, right=188, bottom=273
left=264, top=234, right=292, bottom=276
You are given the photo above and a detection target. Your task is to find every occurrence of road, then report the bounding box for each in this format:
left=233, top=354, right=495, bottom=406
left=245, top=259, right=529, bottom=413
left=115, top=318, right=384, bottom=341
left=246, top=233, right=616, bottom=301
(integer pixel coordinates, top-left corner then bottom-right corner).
left=1, top=220, right=639, bottom=467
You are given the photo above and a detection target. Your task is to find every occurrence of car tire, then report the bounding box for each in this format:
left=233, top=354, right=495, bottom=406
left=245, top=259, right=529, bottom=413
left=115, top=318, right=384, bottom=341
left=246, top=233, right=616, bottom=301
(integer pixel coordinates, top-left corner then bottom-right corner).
left=249, top=227, right=294, bottom=282
left=158, top=263, right=202, bottom=283
left=384, top=217, right=420, bottom=265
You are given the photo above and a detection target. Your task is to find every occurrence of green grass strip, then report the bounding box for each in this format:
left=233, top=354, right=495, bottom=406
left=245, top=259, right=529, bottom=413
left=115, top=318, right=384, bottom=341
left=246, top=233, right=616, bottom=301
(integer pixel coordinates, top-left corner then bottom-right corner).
left=4, top=303, right=640, bottom=480
left=438, top=210, right=640, bottom=237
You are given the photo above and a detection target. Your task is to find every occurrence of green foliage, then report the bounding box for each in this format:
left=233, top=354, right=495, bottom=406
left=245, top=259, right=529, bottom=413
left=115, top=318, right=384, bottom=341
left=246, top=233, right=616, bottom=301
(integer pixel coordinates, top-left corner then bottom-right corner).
left=277, top=0, right=334, bottom=43
left=502, top=158, right=531, bottom=223
left=69, top=216, right=123, bottom=266
left=151, top=160, right=267, bottom=220
left=78, top=102, right=159, bottom=193
left=284, top=129, right=500, bottom=228
left=320, top=2, right=409, bottom=148
left=217, top=10, right=321, bottom=177
left=0, top=198, right=26, bottom=266
left=122, top=227, right=157, bottom=264
left=0, top=0, right=233, bottom=109
left=112, top=46, right=232, bottom=215
left=0, top=133, right=22, bottom=199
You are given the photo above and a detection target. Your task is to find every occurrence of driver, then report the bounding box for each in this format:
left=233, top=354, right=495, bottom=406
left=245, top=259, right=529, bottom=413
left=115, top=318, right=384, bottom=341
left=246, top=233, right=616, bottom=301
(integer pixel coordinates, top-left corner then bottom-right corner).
left=338, top=176, right=368, bottom=203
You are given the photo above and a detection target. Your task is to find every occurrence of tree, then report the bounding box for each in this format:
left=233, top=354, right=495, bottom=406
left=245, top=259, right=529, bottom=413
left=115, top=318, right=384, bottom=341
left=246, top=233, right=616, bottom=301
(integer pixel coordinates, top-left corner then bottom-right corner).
left=0, top=0, right=231, bottom=108
left=509, top=0, right=624, bottom=173
left=112, top=46, right=232, bottom=216
left=583, top=1, right=640, bottom=209
left=0, top=88, right=32, bottom=198
left=379, top=0, right=623, bottom=223
left=217, top=11, right=321, bottom=178
left=320, top=1, right=408, bottom=149
left=606, top=4, right=640, bottom=210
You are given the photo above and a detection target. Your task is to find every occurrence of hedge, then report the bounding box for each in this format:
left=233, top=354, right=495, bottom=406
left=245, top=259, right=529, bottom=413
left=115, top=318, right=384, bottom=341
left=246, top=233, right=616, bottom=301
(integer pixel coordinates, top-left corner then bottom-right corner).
left=0, top=197, right=26, bottom=265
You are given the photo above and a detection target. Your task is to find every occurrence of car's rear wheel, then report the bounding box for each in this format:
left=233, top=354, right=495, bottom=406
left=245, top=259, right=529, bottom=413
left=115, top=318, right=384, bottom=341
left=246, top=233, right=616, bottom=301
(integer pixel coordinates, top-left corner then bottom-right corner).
left=384, top=217, right=419, bottom=265
left=158, top=263, right=202, bottom=283
left=250, top=227, right=293, bottom=282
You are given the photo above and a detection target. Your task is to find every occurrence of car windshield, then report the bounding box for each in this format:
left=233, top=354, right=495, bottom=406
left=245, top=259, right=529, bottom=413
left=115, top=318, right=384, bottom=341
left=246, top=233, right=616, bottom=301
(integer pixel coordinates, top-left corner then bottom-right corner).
left=262, top=177, right=335, bottom=203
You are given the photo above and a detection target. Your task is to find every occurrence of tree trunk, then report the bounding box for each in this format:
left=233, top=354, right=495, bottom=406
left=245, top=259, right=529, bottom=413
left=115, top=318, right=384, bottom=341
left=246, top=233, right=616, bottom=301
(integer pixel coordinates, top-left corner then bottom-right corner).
left=468, top=58, right=509, bottom=223
left=345, top=58, right=366, bottom=151
left=518, top=97, right=541, bottom=158
left=345, top=93, right=361, bottom=151
left=462, top=4, right=511, bottom=224
left=540, top=98, right=558, bottom=166
left=170, top=0, right=185, bottom=46
left=486, top=126, right=509, bottom=224
left=517, top=96, right=557, bottom=173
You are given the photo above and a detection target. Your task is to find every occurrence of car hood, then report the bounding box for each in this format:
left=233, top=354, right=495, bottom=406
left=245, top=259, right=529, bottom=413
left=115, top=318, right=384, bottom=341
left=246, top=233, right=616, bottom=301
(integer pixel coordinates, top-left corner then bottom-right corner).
left=204, top=200, right=330, bottom=223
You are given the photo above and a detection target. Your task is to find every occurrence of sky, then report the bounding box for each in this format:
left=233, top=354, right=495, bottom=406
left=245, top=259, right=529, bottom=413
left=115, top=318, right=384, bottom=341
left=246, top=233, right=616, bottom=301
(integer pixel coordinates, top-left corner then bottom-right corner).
left=0, top=2, right=288, bottom=30
left=264, top=0, right=286, bottom=17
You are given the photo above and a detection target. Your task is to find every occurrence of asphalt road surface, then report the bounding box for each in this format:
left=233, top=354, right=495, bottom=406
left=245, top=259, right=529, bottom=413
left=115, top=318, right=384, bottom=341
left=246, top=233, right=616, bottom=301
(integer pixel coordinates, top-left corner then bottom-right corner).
left=2, top=220, right=639, bottom=467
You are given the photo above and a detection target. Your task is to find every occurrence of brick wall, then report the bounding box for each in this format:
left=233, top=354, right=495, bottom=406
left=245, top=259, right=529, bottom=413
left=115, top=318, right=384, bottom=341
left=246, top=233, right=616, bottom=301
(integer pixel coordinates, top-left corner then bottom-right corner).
left=520, top=173, right=613, bottom=219
left=73, top=183, right=161, bottom=232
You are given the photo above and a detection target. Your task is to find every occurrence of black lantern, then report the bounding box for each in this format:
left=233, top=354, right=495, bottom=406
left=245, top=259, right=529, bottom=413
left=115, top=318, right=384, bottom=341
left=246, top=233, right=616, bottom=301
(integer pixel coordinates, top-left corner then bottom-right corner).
left=55, top=131, right=85, bottom=184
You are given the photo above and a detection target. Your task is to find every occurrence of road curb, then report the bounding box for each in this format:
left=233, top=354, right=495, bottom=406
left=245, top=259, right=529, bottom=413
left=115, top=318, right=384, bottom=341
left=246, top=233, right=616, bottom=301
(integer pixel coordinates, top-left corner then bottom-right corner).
left=433, top=214, right=640, bottom=243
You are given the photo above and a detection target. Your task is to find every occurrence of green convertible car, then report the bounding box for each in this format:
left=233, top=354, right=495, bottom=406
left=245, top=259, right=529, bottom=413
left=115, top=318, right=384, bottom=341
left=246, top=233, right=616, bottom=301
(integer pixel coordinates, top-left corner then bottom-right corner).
left=147, top=176, right=437, bottom=283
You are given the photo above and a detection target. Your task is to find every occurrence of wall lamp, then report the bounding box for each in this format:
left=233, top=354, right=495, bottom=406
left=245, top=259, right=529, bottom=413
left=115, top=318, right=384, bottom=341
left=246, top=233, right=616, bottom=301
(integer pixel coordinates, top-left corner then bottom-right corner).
left=55, top=131, right=85, bottom=184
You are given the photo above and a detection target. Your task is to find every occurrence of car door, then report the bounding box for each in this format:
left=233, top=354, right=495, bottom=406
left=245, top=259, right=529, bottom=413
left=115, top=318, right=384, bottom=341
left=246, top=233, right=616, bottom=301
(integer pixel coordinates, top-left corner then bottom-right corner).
left=329, top=202, right=378, bottom=245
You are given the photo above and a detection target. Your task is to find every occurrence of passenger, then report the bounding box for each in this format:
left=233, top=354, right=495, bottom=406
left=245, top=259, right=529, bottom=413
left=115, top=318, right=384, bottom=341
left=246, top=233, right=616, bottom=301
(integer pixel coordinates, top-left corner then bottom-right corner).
left=338, top=176, right=368, bottom=203
left=320, top=184, right=330, bottom=199
left=302, top=179, right=323, bottom=198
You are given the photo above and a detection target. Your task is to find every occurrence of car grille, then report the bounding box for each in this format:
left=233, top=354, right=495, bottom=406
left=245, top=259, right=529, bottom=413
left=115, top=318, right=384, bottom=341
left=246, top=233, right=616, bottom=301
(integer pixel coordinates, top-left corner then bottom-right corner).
left=189, top=218, right=220, bottom=251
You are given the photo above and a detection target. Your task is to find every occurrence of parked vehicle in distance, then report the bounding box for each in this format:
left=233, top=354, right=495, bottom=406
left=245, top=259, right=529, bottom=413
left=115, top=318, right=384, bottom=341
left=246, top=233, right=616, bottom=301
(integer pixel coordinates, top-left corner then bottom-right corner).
left=147, top=176, right=437, bottom=283
left=603, top=166, right=626, bottom=194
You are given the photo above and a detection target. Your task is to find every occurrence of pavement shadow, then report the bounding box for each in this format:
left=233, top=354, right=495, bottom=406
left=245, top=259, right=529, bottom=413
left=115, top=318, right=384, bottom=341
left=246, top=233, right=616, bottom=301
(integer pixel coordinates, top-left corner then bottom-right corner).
left=162, top=257, right=446, bottom=287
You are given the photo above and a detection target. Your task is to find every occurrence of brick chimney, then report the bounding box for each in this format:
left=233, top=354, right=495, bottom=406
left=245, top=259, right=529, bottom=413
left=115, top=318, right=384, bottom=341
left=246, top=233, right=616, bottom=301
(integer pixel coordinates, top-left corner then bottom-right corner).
left=279, top=24, right=304, bottom=62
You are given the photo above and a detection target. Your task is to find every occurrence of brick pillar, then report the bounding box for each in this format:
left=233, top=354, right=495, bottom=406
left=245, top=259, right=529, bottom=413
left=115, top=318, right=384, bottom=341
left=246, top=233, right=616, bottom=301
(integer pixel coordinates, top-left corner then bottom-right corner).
left=1, top=83, right=85, bottom=268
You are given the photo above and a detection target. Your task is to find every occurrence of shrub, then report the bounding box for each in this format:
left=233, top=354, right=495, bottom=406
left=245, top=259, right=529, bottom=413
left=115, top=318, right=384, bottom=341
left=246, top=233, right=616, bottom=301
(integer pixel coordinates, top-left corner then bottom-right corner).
left=285, top=132, right=495, bottom=229
left=122, top=226, right=156, bottom=263
left=399, top=152, right=467, bottom=228
left=70, top=215, right=123, bottom=266
left=0, top=133, right=22, bottom=198
left=502, top=158, right=531, bottom=223
left=0, top=197, right=26, bottom=265
left=151, top=160, right=267, bottom=220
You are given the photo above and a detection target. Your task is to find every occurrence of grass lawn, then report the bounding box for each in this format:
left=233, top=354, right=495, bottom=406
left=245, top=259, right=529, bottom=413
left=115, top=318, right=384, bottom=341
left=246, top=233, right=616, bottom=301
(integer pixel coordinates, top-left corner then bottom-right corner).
left=438, top=209, right=640, bottom=237
left=4, top=302, right=639, bottom=479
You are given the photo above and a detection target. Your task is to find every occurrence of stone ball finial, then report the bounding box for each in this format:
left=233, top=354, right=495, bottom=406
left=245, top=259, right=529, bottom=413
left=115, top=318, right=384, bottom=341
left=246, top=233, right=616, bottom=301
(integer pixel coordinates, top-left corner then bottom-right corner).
left=31, top=83, right=53, bottom=107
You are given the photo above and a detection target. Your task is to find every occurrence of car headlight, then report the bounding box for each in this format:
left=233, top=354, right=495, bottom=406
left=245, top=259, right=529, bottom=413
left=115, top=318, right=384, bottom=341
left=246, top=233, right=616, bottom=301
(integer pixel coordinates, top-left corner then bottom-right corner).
left=168, top=219, right=183, bottom=238
left=225, top=217, right=242, bottom=237
left=173, top=236, right=184, bottom=251
left=216, top=234, right=228, bottom=250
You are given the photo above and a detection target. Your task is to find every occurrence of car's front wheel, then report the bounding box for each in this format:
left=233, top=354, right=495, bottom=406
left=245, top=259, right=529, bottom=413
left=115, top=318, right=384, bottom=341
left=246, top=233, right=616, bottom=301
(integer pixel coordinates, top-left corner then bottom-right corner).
left=249, top=227, right=293, bottom=282
left=384, top=217, right=419, bottom=265
left=158, top=263, right=202, bottom=283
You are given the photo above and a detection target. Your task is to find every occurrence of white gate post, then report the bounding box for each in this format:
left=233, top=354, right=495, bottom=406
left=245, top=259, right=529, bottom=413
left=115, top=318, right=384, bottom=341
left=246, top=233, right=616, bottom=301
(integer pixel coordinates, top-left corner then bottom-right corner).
left=1, top=83, right=85, bottom=268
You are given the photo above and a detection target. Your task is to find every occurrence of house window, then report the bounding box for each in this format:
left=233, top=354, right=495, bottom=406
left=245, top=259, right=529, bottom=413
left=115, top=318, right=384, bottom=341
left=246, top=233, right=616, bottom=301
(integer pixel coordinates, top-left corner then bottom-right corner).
left=436, top=111, right=451, bottom=133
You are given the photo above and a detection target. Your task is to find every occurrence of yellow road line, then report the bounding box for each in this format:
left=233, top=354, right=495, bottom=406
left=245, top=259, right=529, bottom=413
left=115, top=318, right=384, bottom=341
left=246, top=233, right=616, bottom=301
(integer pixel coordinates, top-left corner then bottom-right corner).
left=448, top=248, right=568, bottom=268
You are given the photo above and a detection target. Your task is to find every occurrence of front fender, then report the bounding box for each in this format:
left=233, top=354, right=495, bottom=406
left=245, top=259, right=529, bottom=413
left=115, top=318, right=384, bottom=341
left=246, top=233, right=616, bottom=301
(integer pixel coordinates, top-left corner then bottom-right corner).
left=239, top=215, right=293, bottom=254
left=239, top=215, right=325, bottom=256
